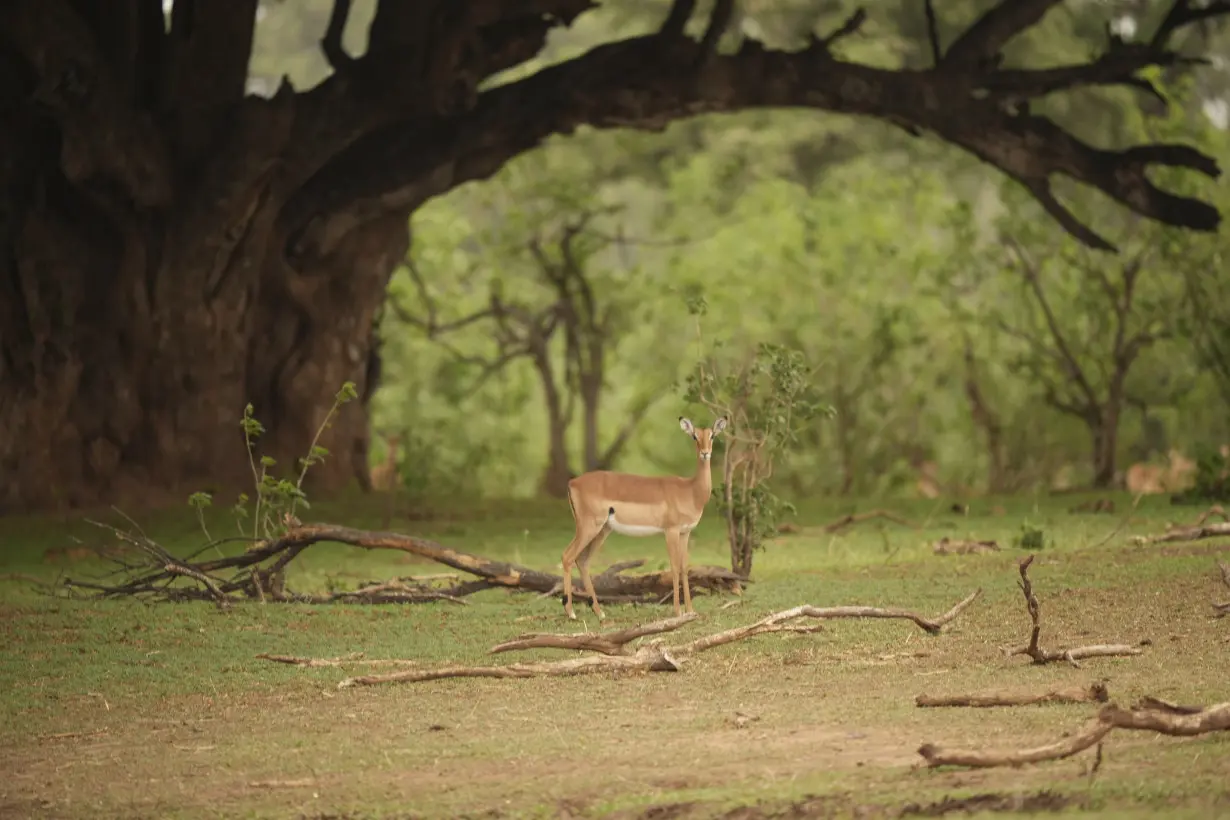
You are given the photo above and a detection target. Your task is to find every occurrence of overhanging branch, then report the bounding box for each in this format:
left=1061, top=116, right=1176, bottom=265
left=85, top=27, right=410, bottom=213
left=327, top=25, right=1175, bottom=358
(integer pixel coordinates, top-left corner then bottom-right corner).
left=281, top=0, right=1227, bottom=257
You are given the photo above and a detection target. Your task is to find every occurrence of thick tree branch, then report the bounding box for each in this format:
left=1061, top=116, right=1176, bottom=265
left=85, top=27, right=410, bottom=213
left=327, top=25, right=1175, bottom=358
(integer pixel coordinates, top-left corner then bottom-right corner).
left=943, top=0, right=1065, bottom=69
left=661, top=0, right=697, bottom=39
left=281, top=2, right=1227, bottom=259
left=923, top=0, right=943, bottom=66
left=322, top=0, right=354, bottom=71
left=695, top=0, right=735, bottom=67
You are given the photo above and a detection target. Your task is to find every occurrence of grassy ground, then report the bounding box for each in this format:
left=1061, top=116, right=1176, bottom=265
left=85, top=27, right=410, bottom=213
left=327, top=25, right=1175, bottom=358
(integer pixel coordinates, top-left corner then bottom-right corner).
left=1, top=490, right=1228, bottom=819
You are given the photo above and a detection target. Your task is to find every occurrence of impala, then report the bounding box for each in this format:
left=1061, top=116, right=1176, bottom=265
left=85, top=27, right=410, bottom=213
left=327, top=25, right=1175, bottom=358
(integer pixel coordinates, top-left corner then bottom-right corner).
left=560, top=415, right=728, bottom=620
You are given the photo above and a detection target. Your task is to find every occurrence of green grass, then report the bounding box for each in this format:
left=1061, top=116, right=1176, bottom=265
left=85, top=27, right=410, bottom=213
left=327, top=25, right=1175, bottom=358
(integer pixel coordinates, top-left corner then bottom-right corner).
left=1, top=490, right=1228, bottom=819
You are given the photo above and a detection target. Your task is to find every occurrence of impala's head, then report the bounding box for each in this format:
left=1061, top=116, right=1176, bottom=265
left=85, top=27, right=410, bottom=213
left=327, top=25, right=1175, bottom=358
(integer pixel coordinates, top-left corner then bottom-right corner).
left=679, top=416, right=728, bottom=461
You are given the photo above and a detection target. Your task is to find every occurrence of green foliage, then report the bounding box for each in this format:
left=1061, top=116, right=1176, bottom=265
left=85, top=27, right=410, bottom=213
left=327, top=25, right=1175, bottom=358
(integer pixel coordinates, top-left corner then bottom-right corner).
left=1014, top=523, right=1048, bottom=551
left=683, top=302, right=832, bottom=575
left=1169, top=444, right=1230, bottom=505
left=367, top=38, right=1230, bottom=505
left=190, top=382, right=358, bottom=542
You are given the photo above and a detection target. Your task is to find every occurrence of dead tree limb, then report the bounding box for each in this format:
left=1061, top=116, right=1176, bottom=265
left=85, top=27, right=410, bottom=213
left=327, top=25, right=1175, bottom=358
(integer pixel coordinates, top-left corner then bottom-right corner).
left=933, top=538, right=1000, bottom=556
left=916, top=682, right=1109, bottom=708
left=255, top=653, right=420, bottom=668
left=1010, top=555, right=1142, bottom=667
left=1216, top=559, right=1230, bottom=617
left=918, top=699, right=1230, bottom=769
left=62, top=523, right=745, bottom=608
left=327, top=589, right=981, bottom=688
left=490, top=613, right=699, bottom=656
left=1132, top=511, right=1230, bottom=545
left=822, top=509, right=919, bottom=534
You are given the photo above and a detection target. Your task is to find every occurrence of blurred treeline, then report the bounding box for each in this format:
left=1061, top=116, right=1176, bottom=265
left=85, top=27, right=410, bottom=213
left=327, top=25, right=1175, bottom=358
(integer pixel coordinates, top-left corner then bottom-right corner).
left=244, top=0, right=1230, bottom=501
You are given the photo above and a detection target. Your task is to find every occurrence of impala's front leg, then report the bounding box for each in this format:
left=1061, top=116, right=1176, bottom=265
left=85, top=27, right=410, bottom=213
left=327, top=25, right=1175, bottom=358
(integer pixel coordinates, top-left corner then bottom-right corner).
left=679, top=530, right=694, bottom=614
left=665, top=529, right=683, bottom=617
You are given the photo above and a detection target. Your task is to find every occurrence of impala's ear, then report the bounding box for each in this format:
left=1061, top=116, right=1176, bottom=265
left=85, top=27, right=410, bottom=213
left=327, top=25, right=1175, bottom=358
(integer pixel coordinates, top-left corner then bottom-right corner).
left=712, top=417, right=728, bottom=437
left=679, top=417, right=695, bottom=436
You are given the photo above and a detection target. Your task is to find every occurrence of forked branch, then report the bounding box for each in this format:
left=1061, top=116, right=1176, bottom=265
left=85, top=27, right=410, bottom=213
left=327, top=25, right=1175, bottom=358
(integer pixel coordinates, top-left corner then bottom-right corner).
left=1010, top=555, right=1142, bottom=667
left=918, top=699, right=1230, bottom=769
left=323, top=589, right=981, bottom=688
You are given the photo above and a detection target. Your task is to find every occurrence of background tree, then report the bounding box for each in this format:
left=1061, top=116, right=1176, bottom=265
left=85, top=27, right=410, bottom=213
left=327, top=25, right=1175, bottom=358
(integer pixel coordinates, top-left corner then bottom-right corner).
left=3, top=0, right=1227, bottom=511
left=386, top=148, right=676, bottom=496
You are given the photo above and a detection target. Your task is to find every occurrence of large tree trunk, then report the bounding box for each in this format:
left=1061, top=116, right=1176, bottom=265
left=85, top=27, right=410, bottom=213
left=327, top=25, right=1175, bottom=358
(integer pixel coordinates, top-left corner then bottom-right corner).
left=0, top=104, right=404, bottom=513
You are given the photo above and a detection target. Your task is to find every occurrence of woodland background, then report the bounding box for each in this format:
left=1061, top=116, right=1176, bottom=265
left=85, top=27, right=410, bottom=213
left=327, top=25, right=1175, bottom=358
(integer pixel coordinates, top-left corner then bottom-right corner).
left=311, top=1, right=1230, bottom=504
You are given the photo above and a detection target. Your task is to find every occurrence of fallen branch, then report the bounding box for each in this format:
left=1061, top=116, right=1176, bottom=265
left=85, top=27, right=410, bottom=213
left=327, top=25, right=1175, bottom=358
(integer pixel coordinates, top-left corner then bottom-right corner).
left=255, top=652, right=421, bottom=668
left=63, top=522, right=745, bottom=609
left=1216, top=559, right=1230, bottom=617
left=918, top=699, right=1230, bottom=769
left=1009, top=555, right=1142, bottom=667
left=822, top=509, right=918, bottom=534
left=916, top=682, right=1109, bottom=708
left=490, top=613, right=699, bottom=656
left=933, top=537, right=1000, bottom=556
left=327, top=589, right=981, bottom=688
left=1132, top=507, right=1230, bottom=545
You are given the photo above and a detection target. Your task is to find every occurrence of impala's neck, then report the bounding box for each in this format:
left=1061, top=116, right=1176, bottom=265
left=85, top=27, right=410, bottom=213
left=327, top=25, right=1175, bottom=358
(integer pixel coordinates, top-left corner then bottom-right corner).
left=691, top=453, right=714, bottom=508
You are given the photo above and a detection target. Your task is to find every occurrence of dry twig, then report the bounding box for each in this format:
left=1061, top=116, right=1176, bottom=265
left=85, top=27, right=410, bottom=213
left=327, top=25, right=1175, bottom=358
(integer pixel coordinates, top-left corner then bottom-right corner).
left=255, top=652, right=420, bottom=668
left=822, top=509, right=918, bottom=534
left=918, top=699, right=1230, bottom=769
left=916, top=682, right=1109, bottom=708
left=324, top=589, right=981, bottom=688
left=1087, top=491, right=1144, bottom=550
left=932, top=537, right=999, bottom=556
left=1009, top=555, right=1141, bottom=667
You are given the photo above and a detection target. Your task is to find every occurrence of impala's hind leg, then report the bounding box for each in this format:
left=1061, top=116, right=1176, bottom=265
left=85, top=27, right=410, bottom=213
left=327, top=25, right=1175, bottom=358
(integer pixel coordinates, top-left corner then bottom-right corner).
left=562, top=502, right=605, bottom=620
left=577, top=526, right=612, bottom=620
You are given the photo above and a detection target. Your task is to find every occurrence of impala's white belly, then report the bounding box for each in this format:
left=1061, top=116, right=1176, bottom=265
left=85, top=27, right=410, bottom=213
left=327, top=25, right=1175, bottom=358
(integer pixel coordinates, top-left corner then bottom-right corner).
left=606, top=512, right=702, bottom=537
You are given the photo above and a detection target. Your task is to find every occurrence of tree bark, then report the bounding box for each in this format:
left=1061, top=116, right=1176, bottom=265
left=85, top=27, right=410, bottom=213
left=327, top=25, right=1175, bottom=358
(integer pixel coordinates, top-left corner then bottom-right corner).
left=0, top=191, right=401, bottom=513
left=580, top=372, right=602, bottom=472
left=1088, top=410, right=1119, bottom=490
left=0, top=85, right=402, bottom=512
